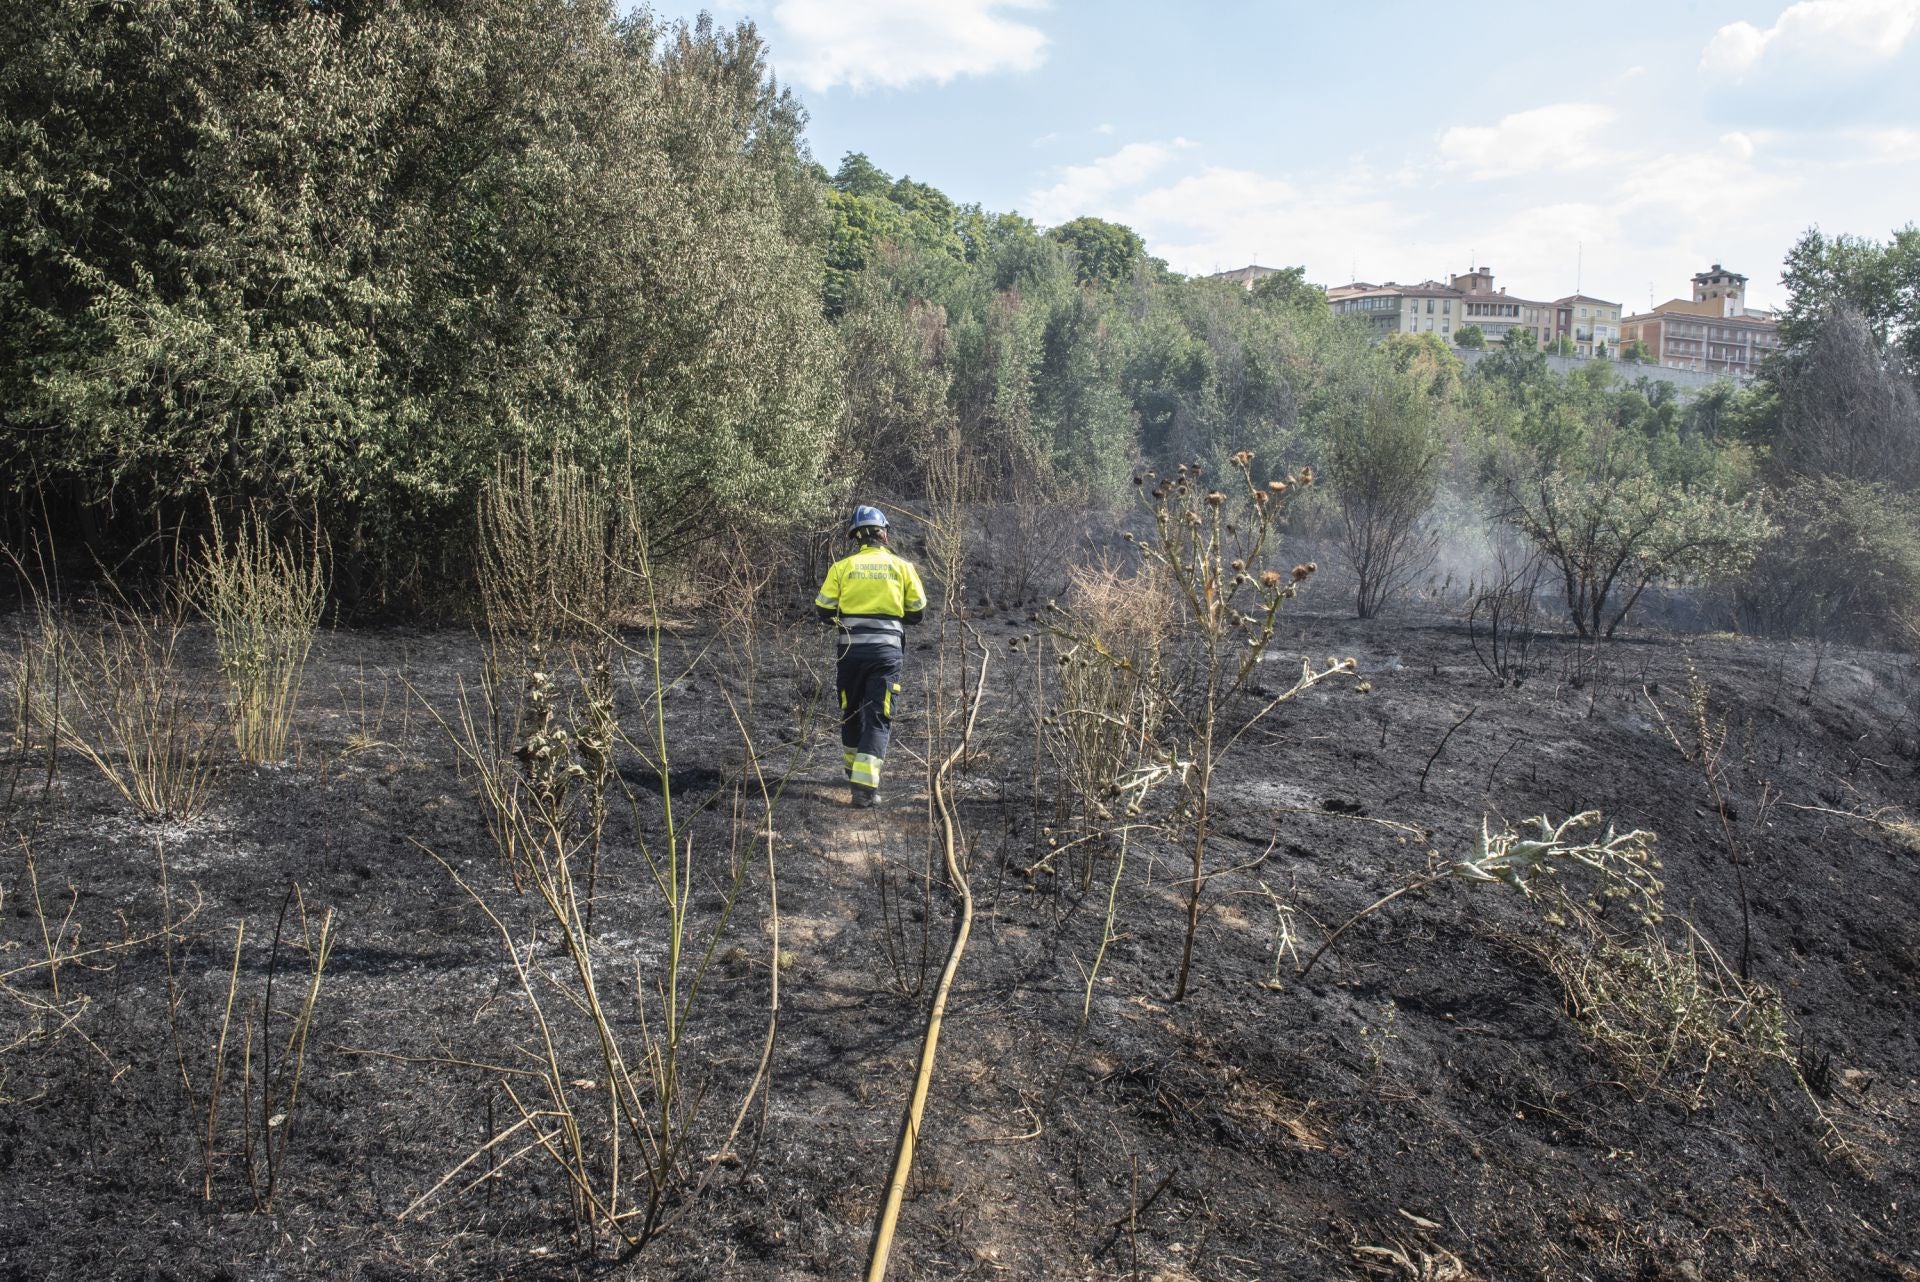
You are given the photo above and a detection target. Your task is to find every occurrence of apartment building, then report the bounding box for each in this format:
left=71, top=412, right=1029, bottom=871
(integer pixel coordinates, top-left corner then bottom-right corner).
left=1208, top=264, right=1284, bottom=290
left=1617, top=265, right=1780, bottom=379
left=1553, top=295, right=1623, bottom=358
left=1451, top=267, right=1555, bottom=346
left=1322, top=266, right=1619, bottom=354
left=1328, top=280, right=1464, bottom=339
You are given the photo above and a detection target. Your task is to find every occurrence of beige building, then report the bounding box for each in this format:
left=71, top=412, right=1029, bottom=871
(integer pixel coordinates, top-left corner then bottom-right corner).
left=1328, top=266, right=1619, bottom=354
left=1329, top=279, right=1465, bottom=340
left=1617, top=265, right=1780, bottom=379
left=1553, top=295, right=1623, bottom=358
left=1451, top=267, right=1555, bottom=346
left=1208, top=264, right=1285, bottom=290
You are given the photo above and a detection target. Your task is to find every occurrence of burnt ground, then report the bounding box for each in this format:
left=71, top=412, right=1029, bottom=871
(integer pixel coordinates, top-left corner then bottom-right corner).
left=1, top=600, right=1917, bottom=1282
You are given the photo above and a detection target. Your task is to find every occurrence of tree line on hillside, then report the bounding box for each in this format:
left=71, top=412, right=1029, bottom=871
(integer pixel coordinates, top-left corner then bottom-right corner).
left=2, top=1, right=1916, bottom=643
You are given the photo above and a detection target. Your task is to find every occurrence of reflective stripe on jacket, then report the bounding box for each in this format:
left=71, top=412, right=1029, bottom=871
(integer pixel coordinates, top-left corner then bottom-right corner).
left=815, top=545, right=928, bottom=625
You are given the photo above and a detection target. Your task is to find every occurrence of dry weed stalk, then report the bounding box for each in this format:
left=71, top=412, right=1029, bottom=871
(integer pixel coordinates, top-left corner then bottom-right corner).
left=240, top=886, right=335, bottom=1211
left=2, top=835, right=203, bottom=1101
left=19, top=594, right=221, bottom=821
left=192, top=513, right=325, bottom=763
left=1536, top=911, right=1862, bottom=1167
left=1301, top=811, right=1662, bottom=977
left=476, top=448, right=637, bottom=647
left=1644, top=666, right=1759, bottom=976
left=1778, top=800, right=1920, bottom=854
left=416, top=553, right=790, bottom=1250
left=1070, top=452, right=1356, bottom=1000
left=158, top=858, right=335, bottom=1211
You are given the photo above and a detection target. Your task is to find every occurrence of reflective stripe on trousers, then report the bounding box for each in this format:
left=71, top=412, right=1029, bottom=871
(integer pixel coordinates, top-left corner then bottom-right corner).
left=838, top=642, right=903, bottom=793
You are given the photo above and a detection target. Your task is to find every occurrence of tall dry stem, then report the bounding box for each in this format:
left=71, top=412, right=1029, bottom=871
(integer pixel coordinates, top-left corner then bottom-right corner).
left=193, top=513, right=325, bottom=763
left=1065, top=454, right=1355, bottom=1000
left=26, top=593, right=220, bottom=821
left=414, top=544, right=802, bottom=1250
left=476, top=448, right=638, bottom=648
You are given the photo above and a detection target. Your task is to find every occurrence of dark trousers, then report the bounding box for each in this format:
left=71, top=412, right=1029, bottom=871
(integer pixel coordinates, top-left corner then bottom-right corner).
left=838, top=643, right=903, bottom=792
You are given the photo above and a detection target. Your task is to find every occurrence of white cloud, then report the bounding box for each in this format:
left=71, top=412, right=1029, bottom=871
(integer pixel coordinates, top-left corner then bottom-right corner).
left=1822, top=126, right=1920, bottom=164
left=1437, top=103, right=1618, bottom=179
left=1022, top=147, right=1426, bottom=283
left=1015, top=90, right=1913, bottom=312
left=1701, top=0, right=1920, bottom=82
left=1025, top=139, right=1195, bottom=225
left=770, top=0, right=1048, bottom=93
left=1124, top=166, right=1413, bottom=282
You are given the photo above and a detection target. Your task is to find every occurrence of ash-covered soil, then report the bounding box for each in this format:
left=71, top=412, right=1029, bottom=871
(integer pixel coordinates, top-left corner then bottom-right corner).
left=2, top=604, right=1917, bottom=1281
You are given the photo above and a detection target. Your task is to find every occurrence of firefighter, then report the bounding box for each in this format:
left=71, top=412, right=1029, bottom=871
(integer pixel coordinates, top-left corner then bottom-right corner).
left=814, top=505, right=928, bottom=808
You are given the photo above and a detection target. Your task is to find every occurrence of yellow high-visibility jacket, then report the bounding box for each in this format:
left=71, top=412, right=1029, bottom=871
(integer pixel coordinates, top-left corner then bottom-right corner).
left=815, top=544, right=928, bottom=644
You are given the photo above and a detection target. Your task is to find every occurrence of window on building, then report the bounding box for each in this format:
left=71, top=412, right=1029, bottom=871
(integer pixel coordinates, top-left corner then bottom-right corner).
left=1443, top=300, right=1452, bottom=314
left=1426, top=299, right=1434, bottom=313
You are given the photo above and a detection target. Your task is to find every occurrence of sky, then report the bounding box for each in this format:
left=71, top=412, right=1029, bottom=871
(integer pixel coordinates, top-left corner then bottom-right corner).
left=646, top=0, right=1920, bottom=311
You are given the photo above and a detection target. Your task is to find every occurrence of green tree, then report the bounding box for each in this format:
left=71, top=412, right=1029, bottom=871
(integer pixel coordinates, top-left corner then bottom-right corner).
left=832, top=151, right=893, bottom=198
left=1780, top=225, right=1920, bottom=364
left=1048, top=215, right=1144, bottom=286
left=1033, top=291, right=1133, bottom=503
left=1455, top=324, right=1486, bottom=349
left=1324, top=361, right=1444, bottom=618
left=0, top=2, right=841, bottom=595
left=1503, top=462, right=1768, bottom=638
left=1249, top=266, right=1325, bottom=314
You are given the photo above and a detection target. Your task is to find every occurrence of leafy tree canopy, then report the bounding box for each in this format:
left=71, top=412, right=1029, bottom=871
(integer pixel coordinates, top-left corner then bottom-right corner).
left=1048, top=216, right=1145, bottom=286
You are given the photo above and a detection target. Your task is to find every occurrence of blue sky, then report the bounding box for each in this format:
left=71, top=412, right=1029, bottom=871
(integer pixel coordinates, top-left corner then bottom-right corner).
left=652, top=1, right=1920, bottom=310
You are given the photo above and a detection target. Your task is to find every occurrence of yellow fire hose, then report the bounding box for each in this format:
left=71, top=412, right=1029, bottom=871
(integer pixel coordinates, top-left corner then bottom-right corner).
left=864, top=650, right=991, bottom=1282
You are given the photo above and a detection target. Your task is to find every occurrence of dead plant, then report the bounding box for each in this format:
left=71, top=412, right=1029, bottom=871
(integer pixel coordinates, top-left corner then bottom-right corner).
left=192, top=513, right=326, bottom=764
left=476, top=447, right=638, bottom=648
left=1043, top=561, right=1170, bottom=858
left=1466, top=550, right=1543, bottom=687
left=22, top=592, right=221, bottom=821
left=1534, top=909, right=1862, bottom=1166
left=1064, top=453, right=1357, bottom=1000
left=412, top=553, right=791, bottom=1252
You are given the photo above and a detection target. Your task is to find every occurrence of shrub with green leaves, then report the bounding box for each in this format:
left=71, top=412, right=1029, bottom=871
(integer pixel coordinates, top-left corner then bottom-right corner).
left=1739, top=475, right=1920, bottom=644
left=1503, top=470, right=1770, bottom=638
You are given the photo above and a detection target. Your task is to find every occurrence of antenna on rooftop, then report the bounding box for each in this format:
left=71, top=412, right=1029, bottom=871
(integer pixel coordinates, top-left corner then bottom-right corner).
left=1576, top=242, right=1583, bottom=294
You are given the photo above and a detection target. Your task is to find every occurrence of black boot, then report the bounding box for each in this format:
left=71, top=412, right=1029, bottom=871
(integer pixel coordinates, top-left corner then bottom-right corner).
left=850, top=785, right=878, bottom=809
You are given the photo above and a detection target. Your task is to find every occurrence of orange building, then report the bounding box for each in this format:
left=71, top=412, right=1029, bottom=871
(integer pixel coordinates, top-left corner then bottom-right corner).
left=1618, top=265, right=1780, bottom=379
